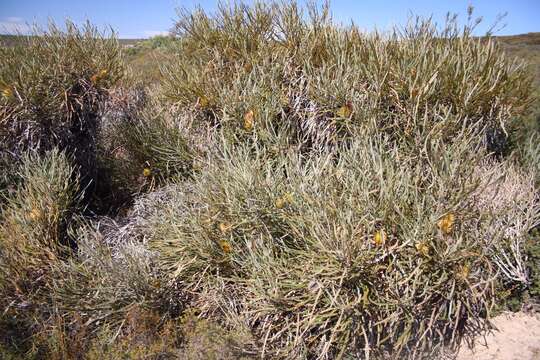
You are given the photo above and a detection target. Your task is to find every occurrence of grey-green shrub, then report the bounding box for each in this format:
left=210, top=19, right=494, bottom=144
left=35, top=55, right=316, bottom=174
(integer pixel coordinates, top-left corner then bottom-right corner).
left=131, top=2, right=538, bottom=358
left=0, top=21, right=123, bottom=188
left=95, top=89, right=195, bottom=208
left=136, top=131, right=538, bottom=358
left=0, top=149, right=79, bottom=324
left=162, top=2, right=532, bottom=152
left=47, top=185, right=189, bottom=333
left=50, top=219, right=174, bottom=331
left=1, top=2, right=538, bottom=359
left=116, top=110, right=194, bottom=186
left=0, top=152, right=179, bottom=355
left=472, top=160, right=540, bottom=285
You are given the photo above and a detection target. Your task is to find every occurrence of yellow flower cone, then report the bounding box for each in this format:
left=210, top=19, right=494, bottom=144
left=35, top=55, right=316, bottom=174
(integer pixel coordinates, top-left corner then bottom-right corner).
left=28, top=208, right=42, bottom=221
left=336, top=102, right=353, bottom=118
left=373, top=230, right=386, bottom=246
left=457, top=264, right=470, bottom=281
left=1, top=86, right=13, bottom=99
left=218, top=222, right=232, bottom=234
left=90, top=69, right=108, bottom=84
left=220, top=240, right=232, bottom=254
left=275, top=192, right=293, bottom=209
left=198, top=95, right=210, bottom=109
left=415, top=242, right=430, bottom=257
left=437, top=213, right=455, bottom=235
left=243, top=110, right=255, bottom=131
left=280, top=92, right=289, bottom=107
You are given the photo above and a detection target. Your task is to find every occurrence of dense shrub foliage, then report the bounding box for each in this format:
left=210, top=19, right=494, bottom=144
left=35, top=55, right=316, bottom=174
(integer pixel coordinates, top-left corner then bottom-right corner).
left=0, top=2, right=539, bottom=359
left=162, top=3, right=532, bottom=153
left=0, top=21, right=123, bottom=194
left=0, top=150, right=80, bottom=352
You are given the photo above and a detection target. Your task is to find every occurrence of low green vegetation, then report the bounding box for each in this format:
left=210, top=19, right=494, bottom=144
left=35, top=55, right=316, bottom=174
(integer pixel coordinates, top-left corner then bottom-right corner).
left=1, top=2, right=539, bottom=359
left=123, top=35, right=178, bottom=86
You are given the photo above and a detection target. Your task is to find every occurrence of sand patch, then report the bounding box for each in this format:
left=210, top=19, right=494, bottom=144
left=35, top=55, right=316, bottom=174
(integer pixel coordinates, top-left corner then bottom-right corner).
left=456, top=311, right=540, bottom=360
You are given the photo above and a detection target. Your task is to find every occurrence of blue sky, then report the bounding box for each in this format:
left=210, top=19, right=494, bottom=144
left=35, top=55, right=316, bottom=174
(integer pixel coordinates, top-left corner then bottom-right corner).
left=0, top=1, right=538, bottom=38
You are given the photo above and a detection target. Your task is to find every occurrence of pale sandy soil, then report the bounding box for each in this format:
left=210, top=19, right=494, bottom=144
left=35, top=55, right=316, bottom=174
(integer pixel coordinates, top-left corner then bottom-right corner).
left=456, top=311, right=540, bottom=360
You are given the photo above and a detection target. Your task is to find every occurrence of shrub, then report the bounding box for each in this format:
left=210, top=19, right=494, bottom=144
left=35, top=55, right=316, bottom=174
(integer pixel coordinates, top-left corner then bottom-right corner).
left=116, top=109, right=194, bottom=187
left=0, top=160, right=183, bottom=356
left=83, top=307, right=183, bottom=359
left=14, top=307, right=183, bottom=359
left=162, top=2, right=532, bottom=152
left=135, top=131, right=539, bottom=358
left=124, top=35, right=177, bottom=57
left=92, top=86, right=148, bottom=213
left=49, top=221, right=170, bottom=330
left=0, top=149, right=80, bottom=346
left=123, top=36, right=178, bottom=86
left=6, top=307, right=252, bottom=359
left=94, top=88, right=196, bottom=212
left=43, top=188, right=186, bottom=340
left=128, top=2, right=538, bottom=357
left=513, top=89, right=540, bottom=185
left=0, top=20, right=123, bottom=189
left=526, top=229, right=540, bottom=304
left=1, top=2, right=538, bottom=359
left=508, top=92, right=540, bottom=307
left=472, top=160, right=540, bottom=286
